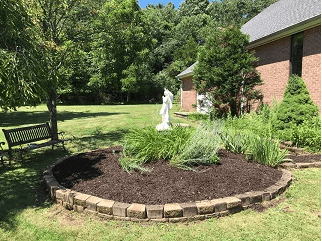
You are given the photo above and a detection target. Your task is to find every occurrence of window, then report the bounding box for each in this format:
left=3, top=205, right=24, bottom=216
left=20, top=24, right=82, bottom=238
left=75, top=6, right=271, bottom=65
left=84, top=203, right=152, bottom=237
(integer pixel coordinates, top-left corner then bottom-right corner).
left=290, top=32, right=304, bottom=76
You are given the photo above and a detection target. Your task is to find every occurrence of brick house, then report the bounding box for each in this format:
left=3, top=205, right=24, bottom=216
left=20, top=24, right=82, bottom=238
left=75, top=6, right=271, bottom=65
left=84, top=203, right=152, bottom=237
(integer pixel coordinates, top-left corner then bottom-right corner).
left=177, top=0, right=321, bottom=112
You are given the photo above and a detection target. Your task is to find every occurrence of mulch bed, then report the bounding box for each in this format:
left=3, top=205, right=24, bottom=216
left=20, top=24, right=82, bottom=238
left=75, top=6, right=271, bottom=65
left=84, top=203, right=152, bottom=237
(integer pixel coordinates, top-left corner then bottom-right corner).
left=285, top=153, right=321, bottom=163
left=52, top=147, right=288, bottom=205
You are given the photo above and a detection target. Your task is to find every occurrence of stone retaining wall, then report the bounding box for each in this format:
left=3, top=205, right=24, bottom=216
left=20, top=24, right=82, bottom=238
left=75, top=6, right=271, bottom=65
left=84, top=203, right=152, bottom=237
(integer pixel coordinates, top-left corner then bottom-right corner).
left=43, top=154, right=296, bottom=222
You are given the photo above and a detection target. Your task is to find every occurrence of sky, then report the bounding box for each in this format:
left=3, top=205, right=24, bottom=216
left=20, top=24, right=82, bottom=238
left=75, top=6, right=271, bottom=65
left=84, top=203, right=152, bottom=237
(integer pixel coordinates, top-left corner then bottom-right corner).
left=137, top=0, right=184, bottom=9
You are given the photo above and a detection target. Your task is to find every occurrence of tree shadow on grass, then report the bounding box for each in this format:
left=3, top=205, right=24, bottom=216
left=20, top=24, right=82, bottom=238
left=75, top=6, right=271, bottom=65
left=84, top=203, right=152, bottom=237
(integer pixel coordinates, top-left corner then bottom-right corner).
left=0, top=149, right=66, bottom=231
left=68, top=128, right=130, bottom=152
left=0, top=111, right=129, bottom=127
left=0, top=128, right=129, bottom=231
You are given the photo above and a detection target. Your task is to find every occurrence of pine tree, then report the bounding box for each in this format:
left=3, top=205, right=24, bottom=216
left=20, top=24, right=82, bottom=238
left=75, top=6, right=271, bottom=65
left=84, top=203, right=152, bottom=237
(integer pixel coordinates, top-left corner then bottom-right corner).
left=274, top=75, right=319, bottom=130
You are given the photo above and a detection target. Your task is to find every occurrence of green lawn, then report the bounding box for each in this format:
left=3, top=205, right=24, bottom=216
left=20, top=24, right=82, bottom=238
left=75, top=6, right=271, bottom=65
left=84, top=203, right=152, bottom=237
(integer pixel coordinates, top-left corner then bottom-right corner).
left=0, top=104, right=320, bottom=241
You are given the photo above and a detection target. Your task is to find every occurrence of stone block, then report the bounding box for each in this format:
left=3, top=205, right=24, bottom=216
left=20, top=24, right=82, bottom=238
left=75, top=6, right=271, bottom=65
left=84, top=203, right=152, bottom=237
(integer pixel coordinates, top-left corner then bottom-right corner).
left=127, top=203, right=146, bottom=219
left=65, top=191, right=78, bottom=205
left=62, top=202, right=73, bottom=210
left=164, top=203, right=183, bottom=218
left=146, top=205, right=164, bottom=219
left=265, top=185, right=280, bottom=199
left=314, top=162, right=321, bottom=167
left=210, top=198, right=227, bottom=212
left=97, top=200, right=115, bottom=215
left=150, top=218, right=169, bottom=223
left=179, top=202, right=198, bottom=217
left=73, top=205, right=85, bottom=212
left=74, top=193, right=91, bottom=206
left=97, top=213, right=114, bottom=220
left=86, top=196, right=104, bottom=212
left=295, top=163, right=309, bottom=168
left=246, top=192, right=263, bottom=204
left=169, top=217, right=187, bottom=223
left=262, top=192, right=271, bottom=201
left=187, top=215, right=206, bottom=222
left=225, top=197, right=241, bottom=208
left=234, top=194, right=251, bottom=206
left=195, top=200, right=215, bottom=215
left=279, top=162, right=296, bottom=168
left=113, top=202, right=131, bottom=217
left=130, top=218, right=149, bottom=222
left=55, top=189, right=67, bottom=201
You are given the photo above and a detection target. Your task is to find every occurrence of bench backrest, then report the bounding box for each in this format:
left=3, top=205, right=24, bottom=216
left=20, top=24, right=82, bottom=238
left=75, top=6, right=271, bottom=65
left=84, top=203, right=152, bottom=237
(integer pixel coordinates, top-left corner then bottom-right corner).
left=2, top=123, right=53, bottom=147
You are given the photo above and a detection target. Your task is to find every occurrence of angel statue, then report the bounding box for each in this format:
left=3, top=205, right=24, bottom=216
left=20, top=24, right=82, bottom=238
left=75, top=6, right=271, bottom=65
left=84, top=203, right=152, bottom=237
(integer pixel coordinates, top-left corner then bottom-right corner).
left=156, top=88, right=173, bottom=131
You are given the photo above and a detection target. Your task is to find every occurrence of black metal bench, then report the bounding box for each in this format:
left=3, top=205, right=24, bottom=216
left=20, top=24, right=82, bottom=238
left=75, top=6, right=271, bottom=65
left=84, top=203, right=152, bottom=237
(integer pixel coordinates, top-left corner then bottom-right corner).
left=1, top=122, right=66, bottom=160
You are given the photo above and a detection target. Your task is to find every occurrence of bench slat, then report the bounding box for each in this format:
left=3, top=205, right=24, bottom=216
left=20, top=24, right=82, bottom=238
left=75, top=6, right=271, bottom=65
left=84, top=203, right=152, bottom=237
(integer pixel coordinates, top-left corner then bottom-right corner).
left=3, top=123, right=53, bottom=147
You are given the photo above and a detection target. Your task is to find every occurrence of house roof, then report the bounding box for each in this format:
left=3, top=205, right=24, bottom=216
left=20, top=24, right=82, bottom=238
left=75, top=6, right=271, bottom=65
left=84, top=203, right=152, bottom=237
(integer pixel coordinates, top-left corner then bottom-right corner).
left=241, top=0, right=321, bottom=46
left=176, top=62, right=197, bottom=78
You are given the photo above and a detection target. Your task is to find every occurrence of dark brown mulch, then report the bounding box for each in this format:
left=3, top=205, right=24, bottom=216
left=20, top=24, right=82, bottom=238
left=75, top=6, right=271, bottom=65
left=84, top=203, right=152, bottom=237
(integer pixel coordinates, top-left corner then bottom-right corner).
left=53, top=147, right=283, bottom=205
left=285, top=154, right=321, bottom=163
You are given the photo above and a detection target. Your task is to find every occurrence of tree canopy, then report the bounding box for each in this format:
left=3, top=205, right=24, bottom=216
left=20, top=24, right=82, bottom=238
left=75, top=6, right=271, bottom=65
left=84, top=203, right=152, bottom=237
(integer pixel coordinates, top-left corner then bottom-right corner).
left=193, top=26, right=263, bottom=117
left=0, top=0, right=278, bottom=114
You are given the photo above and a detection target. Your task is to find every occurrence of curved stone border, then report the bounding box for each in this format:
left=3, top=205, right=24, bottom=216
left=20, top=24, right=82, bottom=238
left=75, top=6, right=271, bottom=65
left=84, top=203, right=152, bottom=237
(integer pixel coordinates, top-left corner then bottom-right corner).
left=43, top=154, right=293, bottom=222
left=279, top=161, right=321, bottom=169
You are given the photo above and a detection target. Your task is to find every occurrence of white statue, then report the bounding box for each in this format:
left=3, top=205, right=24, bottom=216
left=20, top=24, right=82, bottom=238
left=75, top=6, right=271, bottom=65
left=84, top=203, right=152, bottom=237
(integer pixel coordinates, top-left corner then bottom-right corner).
left=156, top=88, right=173, bottom=131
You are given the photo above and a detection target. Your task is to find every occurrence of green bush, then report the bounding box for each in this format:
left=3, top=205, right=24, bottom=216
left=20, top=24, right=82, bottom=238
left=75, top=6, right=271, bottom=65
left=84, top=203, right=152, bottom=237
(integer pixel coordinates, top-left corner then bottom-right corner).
left=249, top=135, right=288, bottom=167
left=291, top=116, right=321, bottom=152
left=170, top=121, right=223, bottom=169
left=224, top=112, right=273, bottom=138
left=273, top=75, right=319, bottom=130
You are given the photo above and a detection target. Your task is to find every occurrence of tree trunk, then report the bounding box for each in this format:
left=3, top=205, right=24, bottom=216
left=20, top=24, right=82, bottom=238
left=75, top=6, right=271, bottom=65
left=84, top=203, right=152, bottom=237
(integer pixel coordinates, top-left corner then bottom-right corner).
left=47, top=90, right=58, bottom=140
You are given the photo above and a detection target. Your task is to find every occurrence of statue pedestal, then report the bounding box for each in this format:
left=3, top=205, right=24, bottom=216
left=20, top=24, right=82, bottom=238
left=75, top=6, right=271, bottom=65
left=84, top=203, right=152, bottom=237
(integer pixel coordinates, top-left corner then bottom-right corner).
left=156, top=122, right=172, bottom=131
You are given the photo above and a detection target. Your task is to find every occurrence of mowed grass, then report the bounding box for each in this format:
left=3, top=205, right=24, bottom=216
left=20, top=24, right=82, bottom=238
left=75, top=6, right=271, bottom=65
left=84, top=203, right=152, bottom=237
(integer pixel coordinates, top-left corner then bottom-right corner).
left=0, top=104, right=320, bottom=241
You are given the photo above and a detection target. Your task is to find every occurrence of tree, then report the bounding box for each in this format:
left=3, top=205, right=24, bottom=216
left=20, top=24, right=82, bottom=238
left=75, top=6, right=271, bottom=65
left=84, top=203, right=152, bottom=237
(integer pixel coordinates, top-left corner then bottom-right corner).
left=207, top=0, right=278, bottom=27
left=193, top=26, right=262, bottom=117
left=0, top=0, right=46, bottom=110
left=273, top=75, right=319, bottom=130
left=179, top=0, right=210, bottom=17
left=90, top=0, right=155, bottom=102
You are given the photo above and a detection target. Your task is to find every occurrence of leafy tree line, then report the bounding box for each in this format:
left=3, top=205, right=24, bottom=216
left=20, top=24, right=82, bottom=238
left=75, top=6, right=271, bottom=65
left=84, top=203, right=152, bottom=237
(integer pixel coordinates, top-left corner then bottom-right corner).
left=0, top=0, right=277, bottom=135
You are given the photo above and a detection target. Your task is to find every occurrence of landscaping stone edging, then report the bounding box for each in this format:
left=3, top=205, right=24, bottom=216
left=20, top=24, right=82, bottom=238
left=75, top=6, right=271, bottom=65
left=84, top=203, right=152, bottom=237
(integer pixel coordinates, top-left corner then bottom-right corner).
left=43, top=153, right=293, bottom=222
left=279, top=161, right=321, bottom=169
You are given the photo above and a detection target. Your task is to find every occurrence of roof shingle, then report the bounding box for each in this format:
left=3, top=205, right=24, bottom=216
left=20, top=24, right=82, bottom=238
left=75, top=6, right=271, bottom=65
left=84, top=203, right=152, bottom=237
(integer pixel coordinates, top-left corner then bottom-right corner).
left=241, top=0, right=321, bottom=43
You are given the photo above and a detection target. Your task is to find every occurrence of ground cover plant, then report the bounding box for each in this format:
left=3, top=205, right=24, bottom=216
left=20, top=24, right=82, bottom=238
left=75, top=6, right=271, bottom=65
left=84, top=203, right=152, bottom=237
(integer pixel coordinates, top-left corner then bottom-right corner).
left=0, top=104, right=320, bottom=241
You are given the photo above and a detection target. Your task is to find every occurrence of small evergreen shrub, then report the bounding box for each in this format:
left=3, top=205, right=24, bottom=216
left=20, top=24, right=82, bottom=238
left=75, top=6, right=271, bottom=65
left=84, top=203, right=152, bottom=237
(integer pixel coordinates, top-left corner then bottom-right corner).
left=273, top=75, right=319, bottom=130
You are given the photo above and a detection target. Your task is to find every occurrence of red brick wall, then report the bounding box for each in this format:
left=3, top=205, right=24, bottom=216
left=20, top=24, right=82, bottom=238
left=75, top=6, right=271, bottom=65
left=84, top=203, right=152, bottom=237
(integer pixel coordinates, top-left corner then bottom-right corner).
left=252, top=25, right=321, bottom=111
left=302, top=26, right=321, bottom=109
left=181, top=76, right=197, bottom=112
left=252, top=36, right=291, bottom=105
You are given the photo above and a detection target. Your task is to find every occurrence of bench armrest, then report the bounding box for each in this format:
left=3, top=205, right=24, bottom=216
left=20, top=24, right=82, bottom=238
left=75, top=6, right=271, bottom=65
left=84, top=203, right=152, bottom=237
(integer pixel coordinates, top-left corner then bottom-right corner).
left=0, top=142, right=5, bottom=150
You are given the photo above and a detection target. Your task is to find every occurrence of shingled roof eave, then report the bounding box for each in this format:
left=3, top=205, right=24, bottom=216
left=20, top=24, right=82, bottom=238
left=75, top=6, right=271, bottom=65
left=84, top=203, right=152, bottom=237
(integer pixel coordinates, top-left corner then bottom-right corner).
left=246, top=14, right=321, bottom=49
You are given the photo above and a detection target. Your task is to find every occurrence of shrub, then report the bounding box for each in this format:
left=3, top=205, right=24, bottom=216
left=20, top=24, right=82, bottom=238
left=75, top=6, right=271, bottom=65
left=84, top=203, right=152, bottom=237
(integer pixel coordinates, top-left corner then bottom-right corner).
left=273, top=75, right=319, bottom=131
left=170, top=121, right=223, bottom=169
left=224, top=112, right=273, bottom=138
left=249, top=135, right=288, bottom=167
left=291, top=116, right=321, bottom=152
